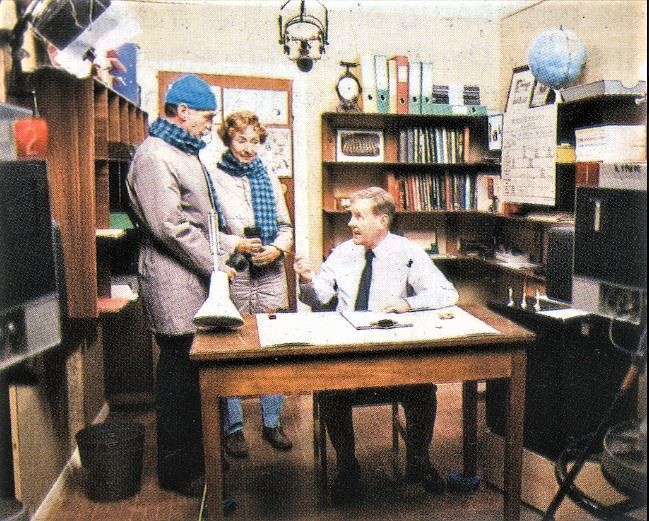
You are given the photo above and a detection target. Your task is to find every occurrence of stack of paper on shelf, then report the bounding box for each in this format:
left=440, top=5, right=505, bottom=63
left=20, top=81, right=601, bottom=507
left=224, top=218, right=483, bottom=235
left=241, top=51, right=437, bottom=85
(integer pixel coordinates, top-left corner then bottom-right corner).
left=560, top=79, right=646, bottom=103
left=463, top=85, right=481, bottom=105
left=432, top=84, right=449, bottom=104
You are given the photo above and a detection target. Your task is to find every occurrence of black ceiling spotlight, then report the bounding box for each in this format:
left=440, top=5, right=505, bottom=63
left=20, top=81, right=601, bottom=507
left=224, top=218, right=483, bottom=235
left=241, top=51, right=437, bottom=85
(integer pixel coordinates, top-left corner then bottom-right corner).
left=278, top=0, right=328, bottom=72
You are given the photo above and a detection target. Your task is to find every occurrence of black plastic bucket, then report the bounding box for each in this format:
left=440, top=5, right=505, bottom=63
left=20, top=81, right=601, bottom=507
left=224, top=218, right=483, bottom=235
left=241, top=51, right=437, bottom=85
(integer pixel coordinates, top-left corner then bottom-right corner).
left=75, top=422, right=145, bottom=501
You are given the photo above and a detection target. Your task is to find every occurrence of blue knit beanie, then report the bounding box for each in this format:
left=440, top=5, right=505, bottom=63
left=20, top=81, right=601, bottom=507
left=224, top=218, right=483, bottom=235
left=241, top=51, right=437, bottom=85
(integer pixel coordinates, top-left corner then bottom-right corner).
left=165, top=74, right=216, bottom=110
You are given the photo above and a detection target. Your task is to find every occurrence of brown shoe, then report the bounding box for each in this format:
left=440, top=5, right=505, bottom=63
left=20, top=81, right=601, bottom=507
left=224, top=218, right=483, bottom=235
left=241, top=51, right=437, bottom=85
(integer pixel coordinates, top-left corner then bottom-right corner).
left=225, top=431, right=248, bottom=458
left=262, top=426, right=293, bottom=450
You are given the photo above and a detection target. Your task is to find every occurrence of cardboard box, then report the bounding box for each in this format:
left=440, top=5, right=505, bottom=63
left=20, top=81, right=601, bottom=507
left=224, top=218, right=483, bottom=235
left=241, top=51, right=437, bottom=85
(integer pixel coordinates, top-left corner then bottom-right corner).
left=556, top=145, right=575, bottom=164
left=575, top=161, right=599, bottom=187
left=575, top=125, right=646, bottom=162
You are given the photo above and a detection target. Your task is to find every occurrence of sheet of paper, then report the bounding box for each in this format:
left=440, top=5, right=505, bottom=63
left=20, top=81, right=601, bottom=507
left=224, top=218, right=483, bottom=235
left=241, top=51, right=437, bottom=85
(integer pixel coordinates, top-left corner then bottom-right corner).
left=501, top=102, right=558, bottom=206
left=538, top=308, right=590, bottom=320
left=257, top=128, right=292, bottom=178
left=256, top=306, right=499, bottom=348
left=222, top=88, right=289, bottom=125
left=111, top=284, right=138, bottom=301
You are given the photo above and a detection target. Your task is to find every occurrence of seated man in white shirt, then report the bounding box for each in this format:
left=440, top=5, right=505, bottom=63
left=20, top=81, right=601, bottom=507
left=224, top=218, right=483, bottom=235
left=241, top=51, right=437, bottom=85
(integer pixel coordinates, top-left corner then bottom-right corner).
left=294, top=186, right=459, bottom=504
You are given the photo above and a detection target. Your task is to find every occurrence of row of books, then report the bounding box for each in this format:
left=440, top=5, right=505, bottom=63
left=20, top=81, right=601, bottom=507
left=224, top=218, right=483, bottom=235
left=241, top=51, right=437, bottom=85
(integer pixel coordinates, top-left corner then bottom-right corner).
left=397, top=126, right=469, bottom=164
left=387, top=171, right=480, bottom=212
left=359, top=54, right=483, bottom=115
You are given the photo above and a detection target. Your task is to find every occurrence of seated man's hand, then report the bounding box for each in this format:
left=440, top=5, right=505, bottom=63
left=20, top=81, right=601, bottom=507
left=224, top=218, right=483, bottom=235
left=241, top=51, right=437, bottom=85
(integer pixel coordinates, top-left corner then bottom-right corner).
left=225, top=266, right=237, bottom=281
left=294, top=255, right=315, bottom=282
left=380, top=298, right=411, bottom=314
left=251, top=245, right=282, bottom=267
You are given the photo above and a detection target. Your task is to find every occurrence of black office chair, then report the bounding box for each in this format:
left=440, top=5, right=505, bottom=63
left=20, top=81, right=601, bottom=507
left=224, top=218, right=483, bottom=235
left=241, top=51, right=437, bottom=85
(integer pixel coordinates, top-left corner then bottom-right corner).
left=312, top=390, right=405, bottom=497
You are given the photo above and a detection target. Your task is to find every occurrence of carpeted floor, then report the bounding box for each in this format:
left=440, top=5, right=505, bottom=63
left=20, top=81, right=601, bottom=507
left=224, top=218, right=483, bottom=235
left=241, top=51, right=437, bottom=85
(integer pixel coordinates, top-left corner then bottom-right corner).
left=37, top=383, right=545, bottom=521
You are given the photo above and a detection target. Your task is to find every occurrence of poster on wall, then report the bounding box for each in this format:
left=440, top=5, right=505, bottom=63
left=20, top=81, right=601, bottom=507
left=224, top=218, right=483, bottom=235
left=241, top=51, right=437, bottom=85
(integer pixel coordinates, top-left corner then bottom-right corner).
left=501, top=104, right=558, bottom=205
left=500, top=66, right=558, bottom=206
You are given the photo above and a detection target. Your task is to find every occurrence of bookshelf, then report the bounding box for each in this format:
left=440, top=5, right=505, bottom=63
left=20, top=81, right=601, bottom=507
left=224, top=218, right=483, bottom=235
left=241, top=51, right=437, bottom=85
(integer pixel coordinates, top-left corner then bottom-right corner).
left=321, top=111, right=499, bottom=252
left=30, top=68, right=148, bottom=319
left=320, top=97, right=646, bottom=305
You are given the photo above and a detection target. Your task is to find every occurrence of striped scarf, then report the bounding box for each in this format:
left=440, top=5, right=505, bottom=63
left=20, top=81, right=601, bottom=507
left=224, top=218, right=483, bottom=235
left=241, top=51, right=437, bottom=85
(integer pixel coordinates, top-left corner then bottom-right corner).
left=148, top=117, right=206, bottom=155
left=216, top=150, right=278, bottom=245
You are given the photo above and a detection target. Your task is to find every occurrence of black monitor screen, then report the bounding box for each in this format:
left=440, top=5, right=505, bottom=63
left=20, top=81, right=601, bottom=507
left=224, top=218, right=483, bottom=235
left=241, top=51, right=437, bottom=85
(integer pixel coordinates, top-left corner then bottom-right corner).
left=0, top=160, right=57, bottom=311
left=574, top=187, right=647, bottom=290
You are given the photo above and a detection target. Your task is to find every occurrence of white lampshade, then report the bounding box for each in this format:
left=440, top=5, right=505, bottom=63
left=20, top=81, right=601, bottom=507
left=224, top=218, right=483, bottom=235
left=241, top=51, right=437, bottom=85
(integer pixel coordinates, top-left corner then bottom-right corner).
left=193, top=271, right=243, bottom=329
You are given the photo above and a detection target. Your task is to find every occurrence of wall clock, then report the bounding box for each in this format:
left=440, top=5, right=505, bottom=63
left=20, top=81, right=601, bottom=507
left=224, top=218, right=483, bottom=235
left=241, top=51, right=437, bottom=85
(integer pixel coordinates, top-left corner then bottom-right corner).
left=336, top=61, right=362, bottom=112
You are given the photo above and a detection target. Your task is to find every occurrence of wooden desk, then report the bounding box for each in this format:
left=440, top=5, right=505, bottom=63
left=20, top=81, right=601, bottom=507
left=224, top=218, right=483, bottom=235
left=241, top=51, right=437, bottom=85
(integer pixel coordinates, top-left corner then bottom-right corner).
left=191, top=304, right=534, bottom=520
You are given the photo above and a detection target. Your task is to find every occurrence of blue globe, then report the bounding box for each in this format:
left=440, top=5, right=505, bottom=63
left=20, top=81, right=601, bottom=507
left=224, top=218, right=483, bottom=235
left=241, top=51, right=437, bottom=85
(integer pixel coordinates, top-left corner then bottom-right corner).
left=528, top=27, right=587, bottom=89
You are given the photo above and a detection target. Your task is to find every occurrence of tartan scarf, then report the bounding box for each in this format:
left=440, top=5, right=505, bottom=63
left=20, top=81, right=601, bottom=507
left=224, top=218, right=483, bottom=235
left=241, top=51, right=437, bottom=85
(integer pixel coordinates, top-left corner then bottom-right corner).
left=217, top=150, right=278, bottom=245
left=148, top=117, right=206, bottom=155
left=149, top=118, right=226, bottom=229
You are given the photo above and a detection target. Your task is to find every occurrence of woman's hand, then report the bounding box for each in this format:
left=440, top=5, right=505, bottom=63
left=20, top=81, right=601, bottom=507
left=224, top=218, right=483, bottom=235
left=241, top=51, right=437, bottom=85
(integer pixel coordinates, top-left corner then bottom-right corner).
left=251, top=245, right=282, bottom=267
left=236, top=237, right=262, bottom=255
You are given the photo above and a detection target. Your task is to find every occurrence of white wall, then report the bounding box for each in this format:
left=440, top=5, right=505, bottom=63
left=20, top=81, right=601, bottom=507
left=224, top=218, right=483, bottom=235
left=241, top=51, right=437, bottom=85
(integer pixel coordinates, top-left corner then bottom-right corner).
left=499, top=0, right=647, bottom=109
left=124, top=0, right=503, bottom=261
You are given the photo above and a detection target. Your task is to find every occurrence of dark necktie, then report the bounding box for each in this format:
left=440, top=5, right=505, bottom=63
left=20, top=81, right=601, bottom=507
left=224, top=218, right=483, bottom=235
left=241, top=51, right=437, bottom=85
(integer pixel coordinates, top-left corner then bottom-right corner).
left=354, top=249, right=374, bottom=311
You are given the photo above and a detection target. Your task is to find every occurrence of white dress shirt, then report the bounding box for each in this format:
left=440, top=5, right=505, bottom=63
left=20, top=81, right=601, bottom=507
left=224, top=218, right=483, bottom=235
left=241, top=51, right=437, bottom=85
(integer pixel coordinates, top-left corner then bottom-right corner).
left=299, top=233, right=458, bottom=312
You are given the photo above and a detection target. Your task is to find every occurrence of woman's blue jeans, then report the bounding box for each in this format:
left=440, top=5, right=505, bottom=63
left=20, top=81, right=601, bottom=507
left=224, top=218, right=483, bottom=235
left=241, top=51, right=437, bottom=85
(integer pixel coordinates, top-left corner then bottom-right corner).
left=223, top=395, right=284, bottom=436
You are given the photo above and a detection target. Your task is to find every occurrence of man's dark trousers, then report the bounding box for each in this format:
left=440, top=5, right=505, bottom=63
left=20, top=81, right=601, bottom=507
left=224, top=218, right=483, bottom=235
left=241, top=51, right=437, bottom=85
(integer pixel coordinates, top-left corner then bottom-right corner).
left=318, top=384, right=438, bottom=471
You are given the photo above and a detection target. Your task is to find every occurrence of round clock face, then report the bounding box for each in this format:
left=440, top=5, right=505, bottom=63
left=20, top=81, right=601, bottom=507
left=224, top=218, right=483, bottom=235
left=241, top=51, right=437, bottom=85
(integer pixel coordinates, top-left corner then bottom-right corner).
left=337, top=75, right=360, bottom=101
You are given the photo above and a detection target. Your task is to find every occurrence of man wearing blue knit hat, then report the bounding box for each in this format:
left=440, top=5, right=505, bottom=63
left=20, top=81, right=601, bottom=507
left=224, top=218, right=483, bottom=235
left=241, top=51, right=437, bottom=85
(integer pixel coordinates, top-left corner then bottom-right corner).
left=165, top=74, right=217, bottom=110
left=127, top=74, right=234, bottom=510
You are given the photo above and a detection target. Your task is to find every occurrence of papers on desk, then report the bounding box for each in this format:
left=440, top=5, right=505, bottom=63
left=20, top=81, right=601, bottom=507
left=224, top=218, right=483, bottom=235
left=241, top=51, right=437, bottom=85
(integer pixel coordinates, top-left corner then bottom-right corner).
left=256, top=306, right=500, bottom=348
left=341, top=311, right=413, bottom=330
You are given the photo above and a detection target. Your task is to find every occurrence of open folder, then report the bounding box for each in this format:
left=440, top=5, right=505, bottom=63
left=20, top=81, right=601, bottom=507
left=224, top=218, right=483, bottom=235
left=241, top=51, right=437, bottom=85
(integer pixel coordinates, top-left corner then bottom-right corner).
left=340, top=310, right=413, bottom=330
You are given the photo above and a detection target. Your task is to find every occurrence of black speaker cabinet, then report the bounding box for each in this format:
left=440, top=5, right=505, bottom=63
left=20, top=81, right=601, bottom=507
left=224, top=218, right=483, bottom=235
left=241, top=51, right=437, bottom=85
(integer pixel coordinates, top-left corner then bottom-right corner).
left=486, top=302, right=638, bottom=460
left=546, top=226, right=575, bottom=303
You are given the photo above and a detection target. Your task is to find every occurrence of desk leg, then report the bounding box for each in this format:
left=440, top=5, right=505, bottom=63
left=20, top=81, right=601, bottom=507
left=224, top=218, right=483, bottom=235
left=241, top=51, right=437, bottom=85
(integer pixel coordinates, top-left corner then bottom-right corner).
left=504, top=350, right=526, bottom=521
left=462, top=381, right=478, bottom=477
left=199, top=376, right=223, bottom=521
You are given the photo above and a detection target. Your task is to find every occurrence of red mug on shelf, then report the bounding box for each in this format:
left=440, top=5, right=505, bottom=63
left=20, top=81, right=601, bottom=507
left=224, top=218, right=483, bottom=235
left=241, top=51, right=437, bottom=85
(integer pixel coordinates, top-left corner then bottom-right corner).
left=13, top=117, right=48, bottom=159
